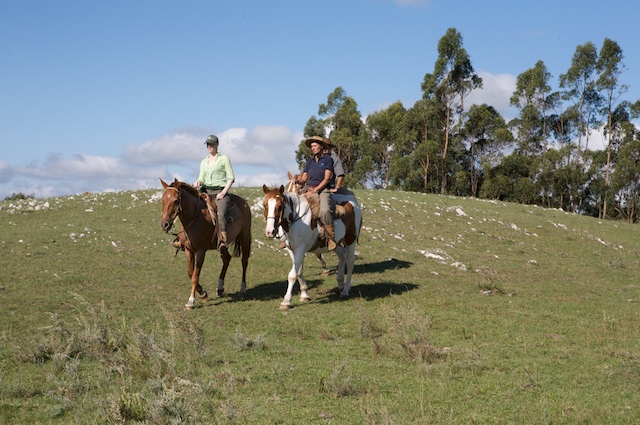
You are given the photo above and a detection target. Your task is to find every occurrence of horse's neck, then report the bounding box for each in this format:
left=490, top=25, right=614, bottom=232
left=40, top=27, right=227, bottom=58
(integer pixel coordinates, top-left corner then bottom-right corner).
left=179, top=189, right=208, bottom=224
left=284, top=192, right=310, bottom=222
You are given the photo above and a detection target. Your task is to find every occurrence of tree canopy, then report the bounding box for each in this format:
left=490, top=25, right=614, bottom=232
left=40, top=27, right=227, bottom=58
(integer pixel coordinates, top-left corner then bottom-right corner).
left=298, top=28, right=640, bottom=222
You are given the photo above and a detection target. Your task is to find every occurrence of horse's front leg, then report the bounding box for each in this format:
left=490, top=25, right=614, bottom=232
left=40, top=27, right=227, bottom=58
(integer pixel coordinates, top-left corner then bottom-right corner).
left=217, top=248, right=231, bottom=297
left=185, top=250, right=207, bottom=310
left=281, top=249, right=309, bottom=309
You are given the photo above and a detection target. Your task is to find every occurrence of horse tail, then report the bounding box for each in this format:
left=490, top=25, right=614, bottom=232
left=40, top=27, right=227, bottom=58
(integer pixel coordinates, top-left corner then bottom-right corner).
left=229, top=193, right=252, bottom=259
left=231, top=239, right=242, bottom=257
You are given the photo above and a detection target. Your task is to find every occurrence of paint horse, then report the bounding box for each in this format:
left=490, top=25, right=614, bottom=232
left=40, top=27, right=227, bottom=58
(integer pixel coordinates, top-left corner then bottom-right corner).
left=281, top=172, right=331, bottom=275
left=160, top=178, right=252, bottom=309
left=262, top=182, right=362, bottom=309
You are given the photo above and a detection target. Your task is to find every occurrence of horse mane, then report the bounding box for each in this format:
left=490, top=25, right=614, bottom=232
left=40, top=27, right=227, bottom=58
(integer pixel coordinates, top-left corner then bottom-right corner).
left=176, top=181, right=201, bottom=198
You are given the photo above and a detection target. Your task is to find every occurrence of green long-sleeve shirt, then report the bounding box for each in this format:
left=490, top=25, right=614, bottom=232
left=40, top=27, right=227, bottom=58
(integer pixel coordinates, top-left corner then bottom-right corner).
left=197, top=153, right=234, bottom=187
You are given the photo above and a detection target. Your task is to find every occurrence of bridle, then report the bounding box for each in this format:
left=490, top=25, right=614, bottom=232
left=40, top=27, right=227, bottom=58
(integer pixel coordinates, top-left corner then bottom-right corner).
left=265, top=194, right=284, bottom=234
left=165, top=185, right=201, bottom=233
left=265, top=192, right=308, bottom=238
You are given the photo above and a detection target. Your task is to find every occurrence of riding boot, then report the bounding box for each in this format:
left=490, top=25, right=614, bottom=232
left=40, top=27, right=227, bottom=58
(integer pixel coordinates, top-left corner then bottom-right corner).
left=219, top=231, right=228, bottom=253
left=324, top=224, right=337, bottom=251
left=171, top=236, right=183, bottom=250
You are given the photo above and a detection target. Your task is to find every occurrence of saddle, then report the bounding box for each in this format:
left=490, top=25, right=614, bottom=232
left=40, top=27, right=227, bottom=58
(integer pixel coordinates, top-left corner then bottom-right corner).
left=200, top=192, right=241, bottom=227
left=171, top=193, right=240, bottom=253
left=305, top=191, right=351, bottom=240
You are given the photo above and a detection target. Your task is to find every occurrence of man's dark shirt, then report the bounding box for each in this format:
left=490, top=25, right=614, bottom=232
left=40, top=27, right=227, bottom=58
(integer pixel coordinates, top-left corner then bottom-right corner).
left=303, top=154, right=334, bottom=187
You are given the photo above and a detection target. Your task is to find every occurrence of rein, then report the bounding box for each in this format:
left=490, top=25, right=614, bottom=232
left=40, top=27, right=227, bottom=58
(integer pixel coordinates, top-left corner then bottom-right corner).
left=166, top=186, right=202, bottom=234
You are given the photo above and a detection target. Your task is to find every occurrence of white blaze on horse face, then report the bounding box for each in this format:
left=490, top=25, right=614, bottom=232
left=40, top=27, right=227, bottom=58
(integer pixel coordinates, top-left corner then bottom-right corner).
left=264, top=197, right=278, bottom=238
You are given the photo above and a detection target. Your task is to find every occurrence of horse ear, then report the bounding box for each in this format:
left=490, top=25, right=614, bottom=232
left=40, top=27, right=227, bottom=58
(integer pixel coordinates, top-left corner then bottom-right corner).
left=288, top=171, right=293, bottom=180
left=160, top=178, right=169, bottom=189
left=262, top=184, right=269, bottom=194
left=279, top=185, right=285, bottom=194
left=173, top=177, right=179, bottom=186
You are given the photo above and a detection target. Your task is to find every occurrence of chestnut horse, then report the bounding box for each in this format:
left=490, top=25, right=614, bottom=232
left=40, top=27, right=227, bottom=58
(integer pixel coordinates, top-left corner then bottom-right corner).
left=262, top=182, right=362, bottom=309
left=160, top=178, right=251, bottom=309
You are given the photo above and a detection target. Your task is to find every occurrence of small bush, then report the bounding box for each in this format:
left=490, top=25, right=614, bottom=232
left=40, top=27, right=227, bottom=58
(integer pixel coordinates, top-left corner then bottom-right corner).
left=4, top=192, right=35, bottom=201
left=228, top=328, right=266, bottom=351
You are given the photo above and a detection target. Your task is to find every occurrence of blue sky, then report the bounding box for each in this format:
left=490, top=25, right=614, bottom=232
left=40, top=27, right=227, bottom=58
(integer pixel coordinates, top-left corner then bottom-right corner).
left=1, top=0, right=639, bottom=199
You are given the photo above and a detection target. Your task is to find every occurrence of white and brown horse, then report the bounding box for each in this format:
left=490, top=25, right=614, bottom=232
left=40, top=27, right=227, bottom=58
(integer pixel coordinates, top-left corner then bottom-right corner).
left=160, top=178, right=251, bottom=309
left=262, top=182, right=362, bottom=309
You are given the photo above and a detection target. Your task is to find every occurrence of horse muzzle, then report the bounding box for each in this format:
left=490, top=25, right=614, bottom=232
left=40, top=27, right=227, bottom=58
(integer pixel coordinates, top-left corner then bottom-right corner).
left=161, top=219, right=173, bottom=232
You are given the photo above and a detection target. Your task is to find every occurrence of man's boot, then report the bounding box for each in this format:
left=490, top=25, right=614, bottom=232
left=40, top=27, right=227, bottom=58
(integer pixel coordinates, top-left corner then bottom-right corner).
left=324, top=224, right=337, bottom=251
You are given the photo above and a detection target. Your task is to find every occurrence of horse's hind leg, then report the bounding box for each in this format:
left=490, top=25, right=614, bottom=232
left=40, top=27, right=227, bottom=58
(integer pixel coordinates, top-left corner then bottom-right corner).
left=316, top=253, right=330, bottom=275
left=333, top=247, right=347, bottom=295
left=341, top=245, right=356, bottom=297
left=216, top=250, right=231, bottom=296
left=239, top=241, right=250, bottom=295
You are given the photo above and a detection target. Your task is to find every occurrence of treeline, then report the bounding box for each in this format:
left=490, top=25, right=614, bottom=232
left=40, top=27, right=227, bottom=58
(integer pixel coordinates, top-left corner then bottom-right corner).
left=295, top=28, right=640, bottom=223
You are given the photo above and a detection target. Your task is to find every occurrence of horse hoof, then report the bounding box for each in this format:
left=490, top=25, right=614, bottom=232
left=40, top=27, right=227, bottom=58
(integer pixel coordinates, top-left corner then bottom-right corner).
left=200, top=291, right=208, bottom=301
left=217, top=289, right=224, bottom=297
left=279, top=304, right=290, bottom=310
left=340, top=294, right=349, bottom=298
left=184, top=305, right=195, bottom=311
left=322, top=269, right=331, bottom=276
left=300, top=297, right=310, bottom=303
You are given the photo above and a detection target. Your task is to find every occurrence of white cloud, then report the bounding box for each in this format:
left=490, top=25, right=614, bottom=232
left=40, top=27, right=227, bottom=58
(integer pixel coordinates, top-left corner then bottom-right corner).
left=0, top=161, right=12, bottom=184
left=123, top=132, right=203, bottom=165
left=586, top=128, right=606, bottom=151
left=0, top=126, right=304, bottom=199
left=468, top=71, right=517, bottom=120
left=18, top=153, right=133, bottom=179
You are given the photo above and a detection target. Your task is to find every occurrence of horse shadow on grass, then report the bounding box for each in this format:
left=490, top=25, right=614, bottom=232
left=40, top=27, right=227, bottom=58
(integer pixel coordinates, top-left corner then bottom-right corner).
left=204, top=257, right=417, bottom=307
left=353, top=257, right=412, bottom=274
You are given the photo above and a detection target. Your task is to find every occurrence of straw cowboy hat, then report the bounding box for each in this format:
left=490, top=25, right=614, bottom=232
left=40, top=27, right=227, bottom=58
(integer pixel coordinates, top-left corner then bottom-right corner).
left=304, top=136, right=335, bottom=149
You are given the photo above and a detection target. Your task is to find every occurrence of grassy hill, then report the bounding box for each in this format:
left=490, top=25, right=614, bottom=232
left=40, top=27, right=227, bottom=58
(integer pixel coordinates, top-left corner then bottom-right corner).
left=1, top=186, right=639, bottom=424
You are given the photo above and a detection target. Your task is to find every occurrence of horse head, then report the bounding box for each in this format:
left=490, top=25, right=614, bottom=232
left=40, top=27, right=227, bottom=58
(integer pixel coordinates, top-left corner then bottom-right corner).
left=160, top=178, right=181, bottom=232
left=286, top=171, right=305, bottom=194
left=262, top=184, right=286, bottom=238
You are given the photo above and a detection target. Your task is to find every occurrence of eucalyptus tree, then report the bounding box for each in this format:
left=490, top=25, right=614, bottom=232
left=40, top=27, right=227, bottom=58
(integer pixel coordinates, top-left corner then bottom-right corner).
left=509, top=60, right=553, bottom=159
left=480, top=153, right=536, bottom=203
left=559, top=42, right=602, bottom=162
left=461, top=104, right=513, bottom=197
left=363, top=101, right=408, bottom=188
left=596, top=38, right=627, bottom=218
left=610, top=121, right=640, bottom=223
left=421, top=27, right=482, bottom=194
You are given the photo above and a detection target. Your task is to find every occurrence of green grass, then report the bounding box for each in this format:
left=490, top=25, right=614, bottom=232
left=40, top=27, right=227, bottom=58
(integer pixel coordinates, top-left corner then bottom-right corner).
left=1, top=187, right=640, bottom=423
